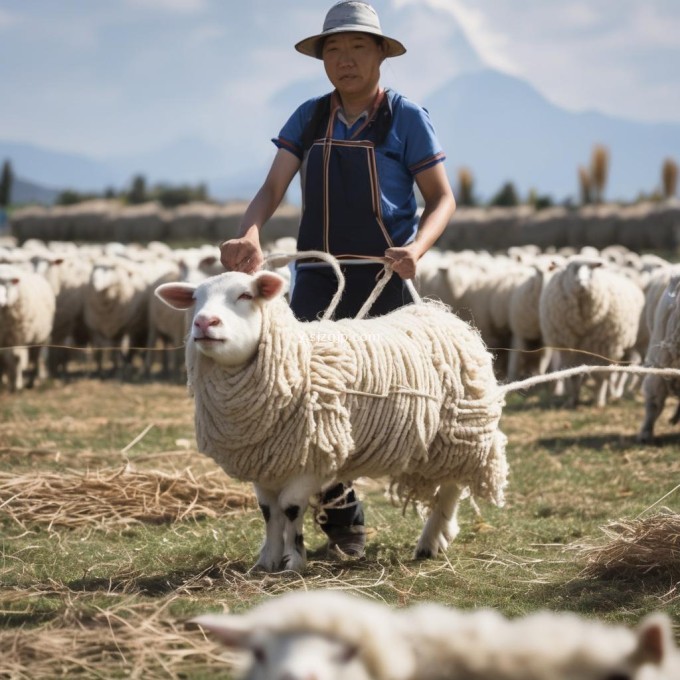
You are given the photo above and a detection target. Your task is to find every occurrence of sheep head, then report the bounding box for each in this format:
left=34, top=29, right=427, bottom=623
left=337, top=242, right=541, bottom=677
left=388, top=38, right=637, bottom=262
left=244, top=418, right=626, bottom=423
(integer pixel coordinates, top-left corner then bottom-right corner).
left=155, top=270, right=287, bottom=367
left=0, top=265, right=22, bottom=308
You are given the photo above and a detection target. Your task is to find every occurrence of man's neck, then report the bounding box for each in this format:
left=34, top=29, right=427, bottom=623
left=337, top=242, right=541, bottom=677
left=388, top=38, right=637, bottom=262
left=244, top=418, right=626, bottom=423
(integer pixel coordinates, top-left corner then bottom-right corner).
left=338, top=87, right=381, bottom=123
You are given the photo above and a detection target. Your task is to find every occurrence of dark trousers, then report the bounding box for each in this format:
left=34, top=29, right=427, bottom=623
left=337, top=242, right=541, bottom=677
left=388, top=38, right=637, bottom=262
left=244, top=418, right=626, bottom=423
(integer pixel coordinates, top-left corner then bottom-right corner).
left=290, top=264, right=412, bottom=538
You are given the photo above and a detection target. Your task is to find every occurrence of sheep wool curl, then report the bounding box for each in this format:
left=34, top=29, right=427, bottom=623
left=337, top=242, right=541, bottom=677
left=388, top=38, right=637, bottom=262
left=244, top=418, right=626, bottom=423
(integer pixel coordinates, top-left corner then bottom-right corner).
left=189, top=295, right=508, bottom=507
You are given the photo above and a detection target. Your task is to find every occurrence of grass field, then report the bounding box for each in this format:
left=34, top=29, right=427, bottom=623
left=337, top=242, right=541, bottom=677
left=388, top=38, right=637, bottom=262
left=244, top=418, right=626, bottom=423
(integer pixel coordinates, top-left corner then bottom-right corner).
left=0, top=377, right=678, bottom=678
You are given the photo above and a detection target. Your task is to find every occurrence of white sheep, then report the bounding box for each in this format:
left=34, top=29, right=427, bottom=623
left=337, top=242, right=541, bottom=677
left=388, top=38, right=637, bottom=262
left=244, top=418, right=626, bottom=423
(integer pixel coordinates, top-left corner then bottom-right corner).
left=156, top=268, right=508, bottom=572
left=84, top=256, right=149, bottom=377
left=507, top=256, right=561, bottom=381
left=191, top=589, right=680, bottom=680
left=30, top=251, right=92, bottom=379
left=0, top=264, right=56, bottom=391
left=637, top=272, right=680, bottom=443
left=539, top=256, right=645, bottom=407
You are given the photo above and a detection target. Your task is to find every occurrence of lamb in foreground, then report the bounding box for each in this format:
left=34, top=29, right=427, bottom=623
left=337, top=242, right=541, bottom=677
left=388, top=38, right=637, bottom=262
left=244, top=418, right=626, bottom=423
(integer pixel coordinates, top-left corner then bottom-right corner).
left=155, top=269, right=508, bottom=572
left=191, top=589, right=680, bottom=680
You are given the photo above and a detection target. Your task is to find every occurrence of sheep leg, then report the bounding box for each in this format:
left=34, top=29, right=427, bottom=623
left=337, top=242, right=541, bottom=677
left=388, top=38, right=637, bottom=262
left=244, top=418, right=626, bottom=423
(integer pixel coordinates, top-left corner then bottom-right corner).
left=594, top=374, right=609, bottom=407
left=279, top=475, right=322, bottom=573
left=637, top=376, right=668, bottom=444
left=565, top=374, right=583, bottom=408
left=253, top=485, right=285, bottom=572
left=414, top=482, right=464, bottom=559
left=507, top=336, right=524, bottom=382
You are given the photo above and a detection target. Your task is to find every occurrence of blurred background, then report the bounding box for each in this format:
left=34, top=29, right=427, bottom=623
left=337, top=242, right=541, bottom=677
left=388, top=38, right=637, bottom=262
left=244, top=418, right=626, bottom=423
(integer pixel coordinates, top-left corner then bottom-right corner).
left=0, top=0, right=679, bottom=211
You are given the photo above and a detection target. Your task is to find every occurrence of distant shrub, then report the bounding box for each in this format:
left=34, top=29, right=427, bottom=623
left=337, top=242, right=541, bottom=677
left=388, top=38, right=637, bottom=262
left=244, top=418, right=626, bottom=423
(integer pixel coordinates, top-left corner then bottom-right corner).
left=489, top=181, right=519, bottom=207
left=662, top=158, right=678, bottom=199
left=456, top=167, right=476, bottom=206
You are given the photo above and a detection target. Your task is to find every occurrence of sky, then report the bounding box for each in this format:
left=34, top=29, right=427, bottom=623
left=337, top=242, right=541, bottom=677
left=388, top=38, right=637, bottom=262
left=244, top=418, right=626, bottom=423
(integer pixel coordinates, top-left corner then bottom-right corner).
left=0, top=0, right=679, bottom=171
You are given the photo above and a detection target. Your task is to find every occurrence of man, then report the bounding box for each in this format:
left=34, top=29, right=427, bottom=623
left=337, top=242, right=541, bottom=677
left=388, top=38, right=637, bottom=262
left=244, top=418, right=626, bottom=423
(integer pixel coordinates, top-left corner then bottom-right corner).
left=221, top=1, right=456, bottom=557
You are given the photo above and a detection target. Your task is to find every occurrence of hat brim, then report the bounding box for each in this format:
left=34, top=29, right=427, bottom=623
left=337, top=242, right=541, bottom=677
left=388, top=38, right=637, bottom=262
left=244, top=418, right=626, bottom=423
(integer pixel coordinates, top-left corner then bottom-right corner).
left=295, top=27, right=406, bottom=59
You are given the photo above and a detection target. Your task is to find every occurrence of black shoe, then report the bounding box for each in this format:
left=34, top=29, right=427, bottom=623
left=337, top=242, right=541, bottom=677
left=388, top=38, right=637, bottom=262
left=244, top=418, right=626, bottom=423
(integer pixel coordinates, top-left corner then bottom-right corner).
left=324, top=524, right=366, bottom=558
left=316, top=482, right=366, bottom=558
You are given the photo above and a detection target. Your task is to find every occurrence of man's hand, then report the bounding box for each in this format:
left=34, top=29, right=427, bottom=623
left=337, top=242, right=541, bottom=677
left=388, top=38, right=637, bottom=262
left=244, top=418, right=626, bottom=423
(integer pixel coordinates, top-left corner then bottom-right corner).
left=220, top=235, right=264, bottom=274
left=384, top=243, right=422, bottom=280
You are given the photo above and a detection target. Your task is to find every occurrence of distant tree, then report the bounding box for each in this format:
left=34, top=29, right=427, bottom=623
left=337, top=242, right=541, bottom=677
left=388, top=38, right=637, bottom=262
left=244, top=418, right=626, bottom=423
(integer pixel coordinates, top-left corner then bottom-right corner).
left=578, top=165, right=592, bottom=205
left=456, top=167, right=476, bottom=206
left=662, top=158, right=678, bottom=200
left=153, top=182, right=210, bottom=208
left=104, top=186, right=118, bottom=199
left=128, top=174, right=148, bottom=204
left=527, top=188, right=553, bottom=210
left=590, top=144, right=609, bottom=204
left=489, top=181, right=519, bottom=207
left=0, top=159, right=13, bottom=208
left=57, top=190, right=88, bottom=205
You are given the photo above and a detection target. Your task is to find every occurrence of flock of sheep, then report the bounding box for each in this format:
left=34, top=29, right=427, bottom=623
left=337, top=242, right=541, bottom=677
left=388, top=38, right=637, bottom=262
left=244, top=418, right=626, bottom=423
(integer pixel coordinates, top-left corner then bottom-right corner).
left=415, top=243, right=680, bottom=441
left=2, top=235, right=680, bottom=677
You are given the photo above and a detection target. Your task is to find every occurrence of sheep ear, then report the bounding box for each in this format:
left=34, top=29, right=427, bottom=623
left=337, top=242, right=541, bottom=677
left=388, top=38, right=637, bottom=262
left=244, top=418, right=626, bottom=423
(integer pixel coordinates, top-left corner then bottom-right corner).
left=155, top=282, right=197, bottom=310
left=253, top=272, right=286, bottom=300
left=189, top=614, right=252, bottom=648
left=634, top=613, right=673, bottom=666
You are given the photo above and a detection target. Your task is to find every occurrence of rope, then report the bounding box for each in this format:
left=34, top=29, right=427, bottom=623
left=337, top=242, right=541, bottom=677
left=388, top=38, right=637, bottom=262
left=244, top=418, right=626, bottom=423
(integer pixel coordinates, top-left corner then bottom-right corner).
left=497, top=364, right=680, bottom=398
left=263, top=251, right=421, bottom=319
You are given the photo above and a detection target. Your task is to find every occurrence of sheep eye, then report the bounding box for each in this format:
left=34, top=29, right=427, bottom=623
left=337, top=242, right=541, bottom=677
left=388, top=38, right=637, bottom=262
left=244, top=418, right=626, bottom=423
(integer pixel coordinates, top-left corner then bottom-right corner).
left=336, top=644, right=358, bottom=664
left=252, top=645, right=266, bottom=664
left=238, top=292, right=254, bottom=301
left=604, top=674, right=630, bottom=680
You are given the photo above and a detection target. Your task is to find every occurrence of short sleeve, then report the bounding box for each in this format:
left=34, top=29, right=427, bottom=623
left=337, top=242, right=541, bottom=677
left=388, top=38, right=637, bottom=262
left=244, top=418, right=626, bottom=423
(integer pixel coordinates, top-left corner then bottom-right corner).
left=399, top=100, right=446, bottom=176
left=271, top=98, right=321, bottom=160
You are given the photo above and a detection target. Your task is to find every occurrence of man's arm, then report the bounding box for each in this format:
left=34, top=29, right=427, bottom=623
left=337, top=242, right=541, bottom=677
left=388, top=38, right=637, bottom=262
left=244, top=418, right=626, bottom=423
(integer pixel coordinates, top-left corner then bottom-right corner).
left=220, top=149, right=301, bottom=273
left=385, top=163, right=456, bottom=280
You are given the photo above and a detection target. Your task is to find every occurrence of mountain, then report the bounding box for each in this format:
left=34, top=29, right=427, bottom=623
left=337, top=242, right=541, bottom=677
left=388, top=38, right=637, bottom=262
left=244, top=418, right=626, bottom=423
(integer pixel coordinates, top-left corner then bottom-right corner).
left=424, top=69, right=680, bottom=202
left=0, top=141, right=115, bottom=193
left=11, top=176, right=60, bottom=206
left=2, top=73, right=680, bottom=205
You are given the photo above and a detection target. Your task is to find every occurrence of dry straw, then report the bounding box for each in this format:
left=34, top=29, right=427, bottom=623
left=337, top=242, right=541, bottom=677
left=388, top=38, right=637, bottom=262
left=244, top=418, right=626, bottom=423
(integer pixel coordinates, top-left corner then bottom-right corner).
left=0, top=464, right=254, bottom=530
left=576, top=508, right=680, bottom=580
left=0, top=596, right=236, bottom=679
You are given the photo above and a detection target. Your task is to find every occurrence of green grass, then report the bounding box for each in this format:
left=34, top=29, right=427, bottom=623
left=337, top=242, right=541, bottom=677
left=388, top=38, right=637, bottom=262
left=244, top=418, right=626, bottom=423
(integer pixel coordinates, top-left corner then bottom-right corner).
left=0, top=380, right=678, bottom=677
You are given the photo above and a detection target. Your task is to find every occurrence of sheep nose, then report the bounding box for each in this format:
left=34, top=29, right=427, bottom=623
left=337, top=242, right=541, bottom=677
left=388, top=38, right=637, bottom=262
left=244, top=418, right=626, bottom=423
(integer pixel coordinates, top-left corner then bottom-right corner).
left=194, top=315, right=221, bottom=333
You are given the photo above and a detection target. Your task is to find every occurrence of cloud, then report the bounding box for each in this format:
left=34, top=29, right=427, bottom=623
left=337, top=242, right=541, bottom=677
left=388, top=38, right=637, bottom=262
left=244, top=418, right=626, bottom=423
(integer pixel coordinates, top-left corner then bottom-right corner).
left=396, top=0, right=520, bottom=74
left=125, top=0, right=208, bottom=14
left=416, top=0, right=680, bottom=123
left=0, top=8, right=21, bottom=30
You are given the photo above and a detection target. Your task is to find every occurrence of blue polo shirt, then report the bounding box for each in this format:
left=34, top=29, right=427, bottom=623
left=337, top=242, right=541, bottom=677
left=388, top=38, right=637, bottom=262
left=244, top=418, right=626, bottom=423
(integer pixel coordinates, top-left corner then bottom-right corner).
left=273, top=88, right=446, bottom=248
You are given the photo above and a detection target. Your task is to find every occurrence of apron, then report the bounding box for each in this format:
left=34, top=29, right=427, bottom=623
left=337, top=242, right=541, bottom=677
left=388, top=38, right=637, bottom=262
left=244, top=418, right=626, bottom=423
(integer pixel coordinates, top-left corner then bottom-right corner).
left=298, top=91, right=396, bottom=258
left=291, top=94, right=411, bottom=321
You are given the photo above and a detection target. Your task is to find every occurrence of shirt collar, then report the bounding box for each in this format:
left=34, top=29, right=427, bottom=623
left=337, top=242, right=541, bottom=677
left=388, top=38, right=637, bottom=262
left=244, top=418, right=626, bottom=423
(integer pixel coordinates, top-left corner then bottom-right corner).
left=331, top=88, right=385, bottom=128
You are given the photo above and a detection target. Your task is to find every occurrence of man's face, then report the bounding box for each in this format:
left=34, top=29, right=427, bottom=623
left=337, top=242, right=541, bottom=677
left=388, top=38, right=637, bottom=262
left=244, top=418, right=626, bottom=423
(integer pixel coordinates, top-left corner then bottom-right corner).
left=321, top=32, right=385, bottom=101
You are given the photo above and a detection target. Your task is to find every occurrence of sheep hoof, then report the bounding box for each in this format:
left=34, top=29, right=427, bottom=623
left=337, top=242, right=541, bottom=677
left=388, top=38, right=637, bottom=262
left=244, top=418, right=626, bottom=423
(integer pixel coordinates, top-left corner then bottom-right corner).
left=413, top=547, right=436, bottom=560
left=281, top=552, right=307, bottom=573
left=636, top=431, right=654, bottom=445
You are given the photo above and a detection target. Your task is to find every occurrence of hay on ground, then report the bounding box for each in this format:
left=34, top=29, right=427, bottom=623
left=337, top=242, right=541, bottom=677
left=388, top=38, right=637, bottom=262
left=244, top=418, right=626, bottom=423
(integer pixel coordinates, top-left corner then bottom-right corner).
left=576, top=510, right=680, bottom=579
left=0, top=598, right=238, bottom=679
left=0, top=465, right=254, bottom=530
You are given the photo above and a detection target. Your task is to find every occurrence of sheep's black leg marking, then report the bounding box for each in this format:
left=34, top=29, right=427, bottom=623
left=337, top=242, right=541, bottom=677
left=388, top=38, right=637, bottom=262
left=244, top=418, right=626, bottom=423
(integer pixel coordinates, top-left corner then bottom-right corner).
left=282, top=534, right=306, bottom=569
left=284, top=504, right=300, bottom=521
left=414, top=547, right=435, bottom=560
left=259, top=504, right=271, bottom=523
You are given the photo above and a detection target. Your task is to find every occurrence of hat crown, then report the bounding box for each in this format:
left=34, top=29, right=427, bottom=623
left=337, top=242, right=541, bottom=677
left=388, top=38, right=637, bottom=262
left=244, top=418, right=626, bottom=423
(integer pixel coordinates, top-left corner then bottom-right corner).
left=294, top=1, right=405, bottom=59
left=323, top=1, right=382, bottom=33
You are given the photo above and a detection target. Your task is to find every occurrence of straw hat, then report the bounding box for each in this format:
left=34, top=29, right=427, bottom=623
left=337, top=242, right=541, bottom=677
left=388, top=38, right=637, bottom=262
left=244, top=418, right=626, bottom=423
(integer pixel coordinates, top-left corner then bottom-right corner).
left=295, top=1, right=406, bottom=59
